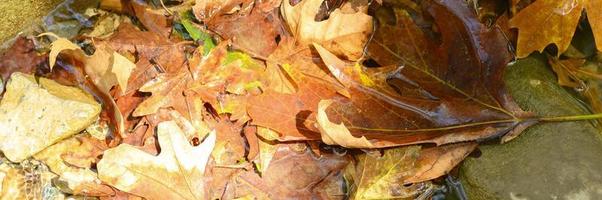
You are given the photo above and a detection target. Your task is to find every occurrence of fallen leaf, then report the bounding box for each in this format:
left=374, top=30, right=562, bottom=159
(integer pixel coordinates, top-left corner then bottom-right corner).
left=509, top=0, right=602, bottom=57
left=345, top=143, right=476, bottom=199
left=281, top=0, right=373, bottom=60
left=344, top=146, right=425, bottom=199
left=100, top=23, right=188, bottom=75
left=212, top=118, right=246, bottom=165
left=305, top=0, right=528, bottom=147
left=403, top=143, right=477, bottom=183
left=130, top=0, right=173, bottom=37
left=192, top=0, right=251, bottom=22
left=97, top=121, right=216, bottom=200
left=228, top=143, right=348, bottom=198
left=206, top=0, right=284, bottom=58
left=317, top=99, right=374, bottom=148
left=44, top=33, right=135, bottom=95
left=0, top=37, right=48, bottom=86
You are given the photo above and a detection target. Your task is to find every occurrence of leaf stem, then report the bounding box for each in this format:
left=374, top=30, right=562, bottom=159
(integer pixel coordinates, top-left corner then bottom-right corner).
left=538, top=113, right=602, bottom=122
left=348, top=113, right=602, bottom=133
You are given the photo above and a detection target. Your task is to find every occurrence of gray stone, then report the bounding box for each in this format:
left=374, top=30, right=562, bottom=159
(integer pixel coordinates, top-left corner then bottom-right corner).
left=460, top=55, right=602, bottom=200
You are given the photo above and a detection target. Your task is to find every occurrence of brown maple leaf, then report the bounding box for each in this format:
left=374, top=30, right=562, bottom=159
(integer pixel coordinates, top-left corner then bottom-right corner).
left=249, top=0, right=530, bottom=147
left=201, top=0, right=285, bottom=58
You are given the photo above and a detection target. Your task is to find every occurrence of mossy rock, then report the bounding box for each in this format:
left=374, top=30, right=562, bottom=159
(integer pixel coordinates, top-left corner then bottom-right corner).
left=460, top=55, right=602, bottom=199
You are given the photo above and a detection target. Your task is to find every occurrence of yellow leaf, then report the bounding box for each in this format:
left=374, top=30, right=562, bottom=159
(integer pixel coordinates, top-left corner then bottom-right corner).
left=281, top=0, right=373, bottom=60
left=43, top=32, right=135, bottom=95
left=317, top=99, right=374, bottom=148
left=97, top=121, right=216, bottom=200
left=510, top=0, right=602, bottom=57
left=42, top=33, right=134, bottom=135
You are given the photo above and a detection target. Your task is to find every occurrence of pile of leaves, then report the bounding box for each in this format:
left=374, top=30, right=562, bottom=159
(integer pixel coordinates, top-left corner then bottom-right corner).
left=1, top=0, right=602, bottom=199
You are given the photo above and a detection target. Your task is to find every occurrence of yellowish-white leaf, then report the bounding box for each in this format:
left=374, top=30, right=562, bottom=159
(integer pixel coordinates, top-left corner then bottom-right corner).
left=97, top=121, right=216, bottom=200
left=281, top=0, right=373, bottom=60
left=317, top=99, right=374, bottom=148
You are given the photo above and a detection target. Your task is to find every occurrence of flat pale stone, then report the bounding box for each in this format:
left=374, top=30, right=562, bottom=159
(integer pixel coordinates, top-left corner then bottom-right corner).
left=0, top=72, right=101, bottom=162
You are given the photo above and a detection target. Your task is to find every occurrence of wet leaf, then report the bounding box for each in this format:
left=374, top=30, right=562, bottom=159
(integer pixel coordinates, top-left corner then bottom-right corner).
left=227, top=143, right=348, bottom=198
left=345, top=143, right=476, bottom=199
left=510, top=0, right=602, bottom=58
left=303, top=0, right=528, bottom=147
left=97, top=121, right=216, bottom=200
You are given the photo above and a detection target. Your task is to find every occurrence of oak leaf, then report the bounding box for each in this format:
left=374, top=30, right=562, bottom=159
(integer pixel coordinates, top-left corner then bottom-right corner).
left=97, top=121, right=216, bottom=200
left=509, top=0, right=602, bottom=57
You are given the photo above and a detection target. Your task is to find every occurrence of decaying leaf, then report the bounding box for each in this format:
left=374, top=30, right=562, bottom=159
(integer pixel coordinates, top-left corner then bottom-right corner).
left=97, top=121, right=216, bottom=200
left=43, top=32, right=135, bottom=136
left=281, top=0, right=373, bottom=60
left=204, top=0, right=284, bottom=58
left=344, top=146, right=424, bottom=199
left=403, top=143, right=477, bottom=183
left=317, top=99, right=374, bottom=148
left=299, top=0, right=528, bottom=148
left=510, top=0, right=602, bottom=58
left=345, top=143, right=477, bottom=199
left=226, top=143, right=348, bottom=198
left=44, top=32, right=135, bottom=95
left=0, top=37, right=48, bottom=86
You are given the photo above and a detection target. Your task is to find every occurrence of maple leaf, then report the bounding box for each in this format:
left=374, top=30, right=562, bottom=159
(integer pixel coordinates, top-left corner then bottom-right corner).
left=304, top=0, right=532, bottom=147
left=281, top=0, right=373, bottom=60
left=0, top=37, right=47, bottom=86
left=97, top=121, right=216, bottom=200
left=509, top=0, right=602, bottom=58
left=192, top=0, right=252, bottom=22
left=132, top=42, right=227, bottom=117
left=100, top=23, right=188, bottom=75
left=130, top=0, right=173, bottom=37
left=228, top=143, right=348, bottom=198
left=202, top=0, right=284, bottom=58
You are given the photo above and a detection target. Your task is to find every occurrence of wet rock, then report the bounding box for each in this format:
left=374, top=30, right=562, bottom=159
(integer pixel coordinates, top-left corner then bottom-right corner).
left=459, top=55, right=602, bottom=199
left=0, top=72, right=101, bottom=162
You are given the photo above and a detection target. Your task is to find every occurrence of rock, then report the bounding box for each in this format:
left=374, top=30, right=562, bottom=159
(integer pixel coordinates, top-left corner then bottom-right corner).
left=459, top=55, right=602, bottom=199
left=0, top=72, right=101, bottom=162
